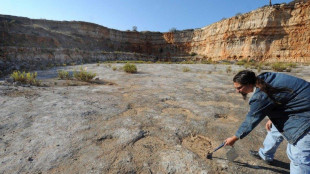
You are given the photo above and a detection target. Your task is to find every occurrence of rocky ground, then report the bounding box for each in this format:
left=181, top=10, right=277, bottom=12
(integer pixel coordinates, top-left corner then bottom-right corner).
left=1, top=63, right=310, bottom=174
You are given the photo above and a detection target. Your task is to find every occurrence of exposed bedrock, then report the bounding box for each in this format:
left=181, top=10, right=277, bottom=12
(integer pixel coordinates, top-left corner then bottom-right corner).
left=0, top=1, right=309, bottom=74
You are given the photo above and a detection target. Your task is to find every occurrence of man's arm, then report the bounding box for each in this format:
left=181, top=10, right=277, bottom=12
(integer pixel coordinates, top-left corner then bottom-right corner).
left=226, top=93, right=275, bottom=146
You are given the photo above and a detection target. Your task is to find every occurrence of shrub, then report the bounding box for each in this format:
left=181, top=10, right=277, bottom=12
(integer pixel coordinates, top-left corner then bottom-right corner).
left=40, top=65, right=46, bottom=70
left=222, top=61, right=232, bottom=65
left=123, top=63, right=137, bottom=73
left=132, top=26, right=137, bottom=32
left=169, top=27, right=177, bottom=32
left=244, top=63, right=250, bottom=69
left=287, top=63, right=297, bottom=68
left=112, top=66, right=117, bottom=71
left=236, top=59, right=247, bottom=66
left=201, top=59, right=213, bottom=64
left=190, top=52, right=197, bottom=56
left=235, top=12, right=242, bottom=16
left=10, top=71, right=41, bottom=86
left=257, top=65, right=262, bottom=73
left=180, top=60, right=195, bottom=64
left=47, top=63, right=55, bottom=68
left=58, top=70, right=71, bottom=80
left=182, top=67, right=190, bottom=72
left=226, top=66, right=232, bottom=73
left=73, top=67, right=96, bottom=82
left=271, top=62, right=290, bottom=72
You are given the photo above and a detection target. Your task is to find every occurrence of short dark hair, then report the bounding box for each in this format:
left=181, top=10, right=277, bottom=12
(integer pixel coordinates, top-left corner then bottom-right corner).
left=233, top=70, right=256, bottom=85
left=233, top=70, right=292, bottom=104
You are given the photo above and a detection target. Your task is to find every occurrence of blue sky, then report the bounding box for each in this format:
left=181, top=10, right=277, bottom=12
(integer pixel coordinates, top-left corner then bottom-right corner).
left=1, top=0, right=292, bottom=32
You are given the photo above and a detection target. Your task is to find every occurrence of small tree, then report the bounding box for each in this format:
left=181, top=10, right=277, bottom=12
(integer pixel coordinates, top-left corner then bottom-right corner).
left=169, top=27, right=177, bottom=32
left=269, top=0, right=272, bottom=6
left=235, top=12, right=242, bottom=16
left=132, top=26, right=137, bottom=32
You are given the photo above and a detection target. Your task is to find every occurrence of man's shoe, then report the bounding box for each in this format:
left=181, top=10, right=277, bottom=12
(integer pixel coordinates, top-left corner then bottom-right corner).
left=249, top=150, right=273, bottom=165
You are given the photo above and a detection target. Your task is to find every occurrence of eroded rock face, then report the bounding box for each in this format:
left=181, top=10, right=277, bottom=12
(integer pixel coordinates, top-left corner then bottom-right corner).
left=194, top=2, right=310, bottom=62
left=0, top=1, right=309, bottom=74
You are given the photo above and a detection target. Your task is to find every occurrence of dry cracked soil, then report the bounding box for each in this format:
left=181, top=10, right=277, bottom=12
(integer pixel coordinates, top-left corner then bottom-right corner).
left=1, top=63, right=310, bottom=174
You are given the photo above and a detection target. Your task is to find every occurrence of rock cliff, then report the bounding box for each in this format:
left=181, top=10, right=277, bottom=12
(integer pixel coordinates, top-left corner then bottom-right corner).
left=0, top=0, right=309, bottom=74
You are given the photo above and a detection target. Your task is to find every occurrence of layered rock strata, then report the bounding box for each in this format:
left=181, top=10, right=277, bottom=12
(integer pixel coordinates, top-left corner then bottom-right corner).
left=0, top=1, right=309, bottom=74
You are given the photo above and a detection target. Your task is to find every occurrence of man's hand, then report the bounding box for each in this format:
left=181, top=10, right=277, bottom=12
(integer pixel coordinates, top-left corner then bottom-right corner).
left=224, top=136, right=239, bottom=146
left=265, top=120, right=272, bottom=131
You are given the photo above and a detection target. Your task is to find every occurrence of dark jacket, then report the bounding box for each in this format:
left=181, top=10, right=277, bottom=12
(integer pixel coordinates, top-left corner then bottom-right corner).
left=235, top=72, right=310, bottom=144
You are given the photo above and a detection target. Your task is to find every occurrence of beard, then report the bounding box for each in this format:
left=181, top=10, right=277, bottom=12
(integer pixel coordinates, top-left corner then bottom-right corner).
left=241, top=92, right=247, bottom=100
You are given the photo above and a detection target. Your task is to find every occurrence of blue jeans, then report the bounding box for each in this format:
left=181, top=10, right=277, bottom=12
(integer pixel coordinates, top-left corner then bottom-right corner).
left=287, top=131, right=310, bottom=174
left=258, top=124, right=284, bottom=162
left=259, top=125, right=310, bottom=173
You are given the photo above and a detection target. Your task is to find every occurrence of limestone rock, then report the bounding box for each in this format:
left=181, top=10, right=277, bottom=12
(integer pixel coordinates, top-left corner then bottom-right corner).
left=0, top=1, right=309, bottom=76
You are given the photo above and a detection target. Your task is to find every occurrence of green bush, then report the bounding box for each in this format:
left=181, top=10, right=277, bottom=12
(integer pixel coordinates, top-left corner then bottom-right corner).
left=222, top=61, right=232, bottom=65
left=236, top=59, right=267, bottom=71
left=112, top=66, right=117, bottom=71
left=104, top=60, right=153, bottom=64
left=235, top=12, right=242, bottom=16
left=182, top=67, right=191, bottom=72
left=180, top=60, right=195, bottom=64
left=286, top=63, right=297, bottom=68
left=201, top=59, right=214, bottom=64
left=190, top=52, right=197, bottom=56
left=123, top=63, right=137, bottom=73
left=226, top=66, right=232, bottom=73
left=132, top=26, right=137, bottom=32
left=244, top=63, right=250, bottom=69
left=257, top=65, right=262, bottom=73
left=236, top=59, right=248, bottom=66
left=58, top=70, right=71, bottom=80
left=271, top=62, right=292, bottom=72
left=169, top=27, right=177, bottom=32
left=73, top=67, right=96, bottom=82
left=47, top=63, right=55, bottom=68
left=10, top=71, right=41, bottom=86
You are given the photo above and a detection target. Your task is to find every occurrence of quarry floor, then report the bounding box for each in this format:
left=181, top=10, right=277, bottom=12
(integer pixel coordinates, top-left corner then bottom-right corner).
left=1, top=63, right=310, bottom=174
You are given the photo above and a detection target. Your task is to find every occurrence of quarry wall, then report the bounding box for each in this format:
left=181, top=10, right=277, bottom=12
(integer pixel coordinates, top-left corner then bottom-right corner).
left=0, top=1, right=309, bottom=74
